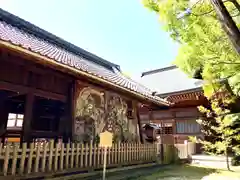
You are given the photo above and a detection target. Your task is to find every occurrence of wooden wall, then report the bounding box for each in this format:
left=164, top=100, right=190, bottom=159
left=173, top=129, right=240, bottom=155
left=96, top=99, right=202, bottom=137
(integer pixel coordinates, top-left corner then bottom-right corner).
left=139, top=105, right=203, bottom=144
left=0, top=49, right=144, bottom=143
left=0, top=50, right=73, bottom=142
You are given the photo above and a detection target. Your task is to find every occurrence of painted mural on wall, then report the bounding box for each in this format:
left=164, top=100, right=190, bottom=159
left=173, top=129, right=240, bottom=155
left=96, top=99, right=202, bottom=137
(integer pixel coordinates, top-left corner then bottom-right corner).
left=104, top=95, right=137, bottom=142
left=74, top=86, right=105, bottom=142
left=74, top=82, right=138, bottom=143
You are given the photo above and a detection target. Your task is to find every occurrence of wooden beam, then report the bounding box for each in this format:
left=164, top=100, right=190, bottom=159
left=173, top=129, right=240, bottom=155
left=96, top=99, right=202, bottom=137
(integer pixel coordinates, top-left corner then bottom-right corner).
left=0, top=51, right=73, bottom=83
left=0, top=81, right=66, bottom=102
left=30, top=131, right=59, bottom=138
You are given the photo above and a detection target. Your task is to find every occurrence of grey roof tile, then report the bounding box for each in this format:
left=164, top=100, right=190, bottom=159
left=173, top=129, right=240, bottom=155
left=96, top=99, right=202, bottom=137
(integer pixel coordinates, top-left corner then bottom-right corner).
left=140, top=65, right=203, bottom=95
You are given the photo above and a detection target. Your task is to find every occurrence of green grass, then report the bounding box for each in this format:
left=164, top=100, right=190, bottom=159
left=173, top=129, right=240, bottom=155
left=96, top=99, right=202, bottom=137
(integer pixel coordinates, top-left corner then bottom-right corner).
left=126, top=165, right=240, bottom=180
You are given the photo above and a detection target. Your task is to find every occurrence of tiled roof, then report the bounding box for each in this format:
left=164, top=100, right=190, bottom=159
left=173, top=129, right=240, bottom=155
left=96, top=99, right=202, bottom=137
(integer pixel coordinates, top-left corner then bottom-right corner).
left=0, top=10, right=170, bottom=106
left=140, top=65, right=203, bottom=96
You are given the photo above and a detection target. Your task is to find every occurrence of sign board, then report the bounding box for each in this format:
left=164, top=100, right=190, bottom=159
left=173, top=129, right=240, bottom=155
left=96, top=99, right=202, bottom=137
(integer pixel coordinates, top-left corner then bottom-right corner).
left=99, top=131, right=113, bottom=148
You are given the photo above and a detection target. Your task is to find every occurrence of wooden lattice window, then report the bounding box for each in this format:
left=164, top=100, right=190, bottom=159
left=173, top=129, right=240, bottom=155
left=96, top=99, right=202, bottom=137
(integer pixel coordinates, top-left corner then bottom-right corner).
left=163, top=126, right=173, bottom=134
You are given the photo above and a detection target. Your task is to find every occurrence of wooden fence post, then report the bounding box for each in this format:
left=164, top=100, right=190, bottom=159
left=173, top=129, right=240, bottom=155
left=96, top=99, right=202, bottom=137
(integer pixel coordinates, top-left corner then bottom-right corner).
left=48, top=140, right=54, bottom=172
left=66, top=142, right=70, bottom=169
left=3, top=143, right=10, bottom=176
left=54, top=142, right=59, bottom=171
left=93, top=143, right=96, bottom=167
left=118, top=142, right=121, bottom=166
left=76, top=143, right=80, bottom=167
left=60, top=143, right=64, bottom=170
left=85, top=143, right=88, bottom=168
left=11, top=143, right=18, bottom=175
left=27, top=143, right=34, bottom=174
left=89, top=141, right=93, bottom=167
left=41, top=142, right=48, bottom=172
left=34, top=143, right=41, bottom=173
left=80, top=144, right=84, bottom=168
left=19, top=143, right=27, bottom=174
left=97, top=144, right=100, bottom=167
left=70, top=143, right=75, bottom=169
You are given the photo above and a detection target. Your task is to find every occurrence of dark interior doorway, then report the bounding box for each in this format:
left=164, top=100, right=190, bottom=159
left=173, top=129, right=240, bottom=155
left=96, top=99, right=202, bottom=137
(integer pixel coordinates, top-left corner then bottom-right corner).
left=32, top=96, right=65, bottom=132
left=0, top=89, right=67, bottom=143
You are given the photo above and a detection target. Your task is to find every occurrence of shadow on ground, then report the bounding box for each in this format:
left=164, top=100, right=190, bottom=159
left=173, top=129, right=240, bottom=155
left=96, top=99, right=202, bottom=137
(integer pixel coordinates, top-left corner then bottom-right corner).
left=130, top=165, right=217, bottom=180
left=76, top=165, right=217, bottom=180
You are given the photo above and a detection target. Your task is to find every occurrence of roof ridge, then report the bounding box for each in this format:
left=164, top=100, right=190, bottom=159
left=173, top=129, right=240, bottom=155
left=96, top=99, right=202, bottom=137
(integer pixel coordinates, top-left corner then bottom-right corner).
left=141, top=65, right=177, bottom=77
left=0, top=8, right=120, bottom=71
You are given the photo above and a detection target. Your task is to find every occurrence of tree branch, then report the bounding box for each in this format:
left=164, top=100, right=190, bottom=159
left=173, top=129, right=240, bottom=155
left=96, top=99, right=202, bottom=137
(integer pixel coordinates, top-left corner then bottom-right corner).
left=213, top=61, right=240, bottom=65
left=192, top=9, right=215, bottom=16
left=210, top=0, right=240, bottom=54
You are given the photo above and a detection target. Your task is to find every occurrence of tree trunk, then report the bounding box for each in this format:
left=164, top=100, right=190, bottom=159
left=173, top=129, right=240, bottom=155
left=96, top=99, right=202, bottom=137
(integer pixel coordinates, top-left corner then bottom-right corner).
left=226, top=147, right=231, bottom=171
left=210, top=0, right=240, bottom=54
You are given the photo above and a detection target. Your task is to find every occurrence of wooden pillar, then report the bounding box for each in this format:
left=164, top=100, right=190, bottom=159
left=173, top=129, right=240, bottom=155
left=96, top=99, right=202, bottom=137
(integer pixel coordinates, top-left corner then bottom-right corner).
left=132, top=101, right=140, bottom=142
left=64, top=80, right=75, bottom=143
left=149, top=108, right=153, bottom=123
left=0, top=93, right=8, bottom=143
left=22, top=93, right=34, bottom=143
left=136, top=103, right=144, bottom=143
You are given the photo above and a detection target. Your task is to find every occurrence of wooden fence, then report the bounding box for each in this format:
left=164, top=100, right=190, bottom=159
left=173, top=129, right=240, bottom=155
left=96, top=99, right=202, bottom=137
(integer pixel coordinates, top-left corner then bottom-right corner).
left=0, top=141, right=158, bottom=177
left=0, top=141, right=196, bottom=178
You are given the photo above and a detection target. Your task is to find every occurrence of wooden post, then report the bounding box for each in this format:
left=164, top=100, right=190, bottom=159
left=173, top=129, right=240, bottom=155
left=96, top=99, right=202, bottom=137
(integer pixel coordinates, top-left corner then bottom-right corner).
left=114, top=143, right=117, bottom=165
left=19, top=143, right=27, bottom=174
left=97, top=145, right=100, bottom=167
left=0, top=93, right=8, bottom=142
left=11, top=143, right=18, bottom=175
left=34, top=143, right=41, bottom=173
left=3, top=144, right=10, bottom=176
left=184, top=140, right=188, bottom=159
left=75, top=143, right=80, bottom=167
left=89, top=141, right=93, bottom=167
left=85, top=143, right=89, bottom=168
left=136, top=103, right=144, bottom=143
left=93, top=143, right=97, bottom=167
left=22, top=93, right=34, bottom=143
left=48, top=140, right=54, bottom=172
left=102, top=147, right=107, bottom=180
left=70, top=143, right=75, bottom=169
left=69, top=81, right=75, bottom=142
left=27, top=143, right=34, bottom=174
left=41, top=142, right=48, bottom=172
left=54, top=143, right=59, bottom=171
left=80, top=144, right=84, bottom=167
left=60, top=143, right=64, bottom=170
left=66, top=143, right=70, bottom=168
left=126, top=143, right=129, bottom=163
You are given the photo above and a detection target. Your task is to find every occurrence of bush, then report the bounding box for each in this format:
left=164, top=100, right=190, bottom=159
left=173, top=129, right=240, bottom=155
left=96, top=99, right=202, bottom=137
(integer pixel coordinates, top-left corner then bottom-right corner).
left=231, top=155, right=240, bottom=166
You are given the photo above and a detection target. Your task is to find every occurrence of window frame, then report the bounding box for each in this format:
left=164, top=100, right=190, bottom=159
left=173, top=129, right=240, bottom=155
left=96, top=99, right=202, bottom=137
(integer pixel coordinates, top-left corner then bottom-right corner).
left=7, top=113, right=24, bottom=129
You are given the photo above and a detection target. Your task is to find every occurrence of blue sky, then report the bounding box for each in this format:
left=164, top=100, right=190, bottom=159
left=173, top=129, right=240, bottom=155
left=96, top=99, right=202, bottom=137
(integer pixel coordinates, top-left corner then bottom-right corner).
left=1, top=0, right=179, bottom=80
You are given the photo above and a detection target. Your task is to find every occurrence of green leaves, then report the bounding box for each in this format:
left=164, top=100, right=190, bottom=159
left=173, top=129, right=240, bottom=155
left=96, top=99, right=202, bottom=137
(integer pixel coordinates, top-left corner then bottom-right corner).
left=143, top=0, right=240, bottom=157
left=143, top=0, right=240, bottom=88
